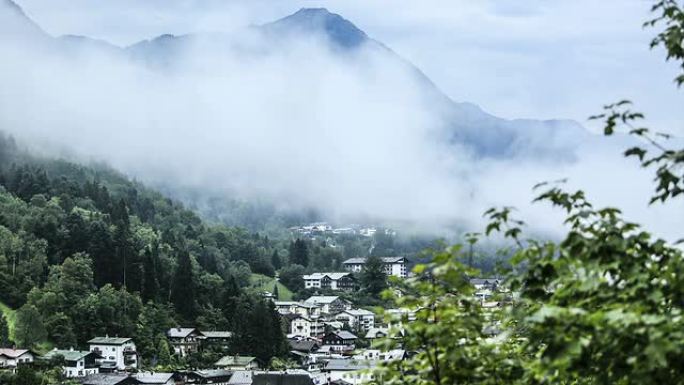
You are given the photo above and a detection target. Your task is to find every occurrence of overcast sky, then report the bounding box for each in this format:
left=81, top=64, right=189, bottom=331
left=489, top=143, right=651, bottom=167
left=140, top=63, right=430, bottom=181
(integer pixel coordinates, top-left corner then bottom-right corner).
left=15, top=0, right=684, bottom=134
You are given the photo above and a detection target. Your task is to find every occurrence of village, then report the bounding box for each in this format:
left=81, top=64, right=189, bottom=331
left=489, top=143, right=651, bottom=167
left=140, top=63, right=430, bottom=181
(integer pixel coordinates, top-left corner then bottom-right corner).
left=0, top=255, right=502, bottom=385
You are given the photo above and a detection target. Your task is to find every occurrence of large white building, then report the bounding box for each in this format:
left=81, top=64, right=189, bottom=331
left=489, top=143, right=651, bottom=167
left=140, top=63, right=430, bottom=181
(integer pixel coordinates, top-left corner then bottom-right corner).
left=342, top=257, right=408, bottom=278
left=334, top=309, right=376, bottom=331
left=302, top=272, right=356, bottom=291
left=303, top=296, right=351, bottom=315
left=289, top=315, right=325, bottom=338
left=0, top=348, right=35, bottom=372
left=44, top=349, right=101, bottom=378
left=88, top=337, right=138, bottom=371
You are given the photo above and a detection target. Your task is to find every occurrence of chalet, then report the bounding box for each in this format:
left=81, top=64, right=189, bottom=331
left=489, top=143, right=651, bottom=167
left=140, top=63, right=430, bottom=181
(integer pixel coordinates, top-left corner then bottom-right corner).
left=303, top=296, right=351, bottom=315
left=322, top=359, right=377, bottom=385
left=364, top=327, right=388, bottom=340
left=289, top=315, right=324, bottom=338
left=134, top=372, right=175, bottom=385
left=334, top=309, right=375, bottom=331
left=321, top=331, right=357, bottom=353
left=88, top=337, right=138, bottom=371
left=200, top=331, right=233, bottom=349
left=44, top=348, right=102, bottom=378
left=78, top=373, right=137, bottom=385
left=167, top=327, right=202, bottom=357
left=288, top=339, right=320, bottom=354
left=214, top=355, right=259, bottom=370
left=302, top=273, right=356, bottom=291
left=0, top=348, right=36, bottom=372
left=342, top=257, right=408, bottom=278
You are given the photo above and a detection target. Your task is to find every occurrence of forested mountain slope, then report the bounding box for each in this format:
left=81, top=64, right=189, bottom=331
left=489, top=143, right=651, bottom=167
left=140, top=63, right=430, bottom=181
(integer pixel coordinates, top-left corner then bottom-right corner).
left=0, top=132, right=287, bottom=365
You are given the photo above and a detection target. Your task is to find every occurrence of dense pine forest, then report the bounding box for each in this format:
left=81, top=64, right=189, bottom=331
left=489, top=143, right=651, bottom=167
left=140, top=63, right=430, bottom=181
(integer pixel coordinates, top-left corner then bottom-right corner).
left=0, top=132, right=289, bottom=366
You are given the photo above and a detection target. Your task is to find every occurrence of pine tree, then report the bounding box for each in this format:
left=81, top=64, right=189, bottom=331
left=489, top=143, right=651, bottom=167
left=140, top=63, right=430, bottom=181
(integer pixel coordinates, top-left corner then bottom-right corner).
left=157, top=337, right=172, bottom=366
left=289, top=239, right=309, bottom=267
left=142, top=245, right=160, bottom=302
left=271, top=250, right=282, bottom=270
left=0, top=313, right=11, bottom=348
left=273, top=283, right=280, bottom=300
left=360, top=255, right=388, bottom=296
left=14, top=304, right=47, bottom=348
left=170, top=250, right=196, bottom=321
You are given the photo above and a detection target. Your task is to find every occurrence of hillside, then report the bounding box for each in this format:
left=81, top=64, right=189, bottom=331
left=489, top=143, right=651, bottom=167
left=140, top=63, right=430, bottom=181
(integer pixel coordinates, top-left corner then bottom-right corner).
left=250, top=274, right=294, bottom=301
left=0, top=301, right=16, bottom=341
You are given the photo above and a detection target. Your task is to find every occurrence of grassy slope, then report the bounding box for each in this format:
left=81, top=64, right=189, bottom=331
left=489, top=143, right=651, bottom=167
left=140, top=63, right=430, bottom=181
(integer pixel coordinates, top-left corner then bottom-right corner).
left=0, top=301, right=16, bottom=341
left=250, top=274, right=294, bottom=301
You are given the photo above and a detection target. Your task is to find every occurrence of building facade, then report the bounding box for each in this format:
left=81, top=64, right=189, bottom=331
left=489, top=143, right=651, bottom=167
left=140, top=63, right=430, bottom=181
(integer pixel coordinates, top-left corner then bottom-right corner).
left=88, top=337, right=138, bottom=371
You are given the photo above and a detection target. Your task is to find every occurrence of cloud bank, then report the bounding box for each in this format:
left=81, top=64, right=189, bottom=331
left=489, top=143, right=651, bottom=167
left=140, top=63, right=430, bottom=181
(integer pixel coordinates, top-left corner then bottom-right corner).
left=1, top=2, right=682, bottom=241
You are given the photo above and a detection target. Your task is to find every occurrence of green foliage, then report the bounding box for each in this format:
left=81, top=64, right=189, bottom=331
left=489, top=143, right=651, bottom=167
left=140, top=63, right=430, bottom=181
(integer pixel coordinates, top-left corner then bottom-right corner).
left=0, top=312, right=11, bottom=347
left=360, top=255, right=388, bottom=297
left=289, top=238, right=309, bottom=267
left=14, top=304, right=47, bottom=348
left=229, top=295, right=289, bottom=366
left=278, top=264, right=306, bottom=294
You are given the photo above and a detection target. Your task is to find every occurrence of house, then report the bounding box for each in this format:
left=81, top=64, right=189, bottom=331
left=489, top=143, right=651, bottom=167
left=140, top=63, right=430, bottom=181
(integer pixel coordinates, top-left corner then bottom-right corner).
left=181, top=369, right=233, bottom=385
left=289, top=315, right=324, bottom=338
left=200, top=331, right=233, bottom=348
left=322, top=359, right=378, bottom=385
left=0, top=348, right=36, bottom=371
left=88, top=337, right=138, bottom=371
left=133, top=372, right=175, bottom=385
left=470, top=278, right=503, bottom=304
left=302, top=273, right=356, bottom=291
left=274, top=301, right=321, bottom=319
left=334, top=309, right=375, bottom=332
left=303, top=296, right=351, bottom=315
left=288, top=339, right=320, bottom=354
left=364, top=327, right=388, bottom=341
left=167, top=327, right=202, bottom=357
left=342, top=257, right=408, bottom=278
left=353, top=349, right=406, bottom=361
left=252, top=372, right=314, bottom=385
left=78, top=373, right=137, bottom=385
left=44, top=348, right=101, bottom=378
left=321, top=331, right=357, bottom=353
left=214, top=355, right=259, bottom=370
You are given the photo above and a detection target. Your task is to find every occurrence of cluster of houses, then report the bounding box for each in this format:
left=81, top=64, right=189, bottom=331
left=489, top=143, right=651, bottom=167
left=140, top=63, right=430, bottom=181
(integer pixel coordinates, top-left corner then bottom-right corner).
left=301, top=258, right=409, bottom=293
left=289, top=223, right=396, bottom=239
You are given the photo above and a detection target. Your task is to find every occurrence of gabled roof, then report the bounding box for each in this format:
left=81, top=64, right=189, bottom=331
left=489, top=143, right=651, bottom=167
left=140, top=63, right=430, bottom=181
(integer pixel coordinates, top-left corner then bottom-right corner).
left=167, top=327, right=199, bottom=338
left=342, top=257, right=405, bottom=265
left=364, top=327, right=388, bottom=339
left=215, top=355, right=257, bottom=367
left=79, top=373, right=135, bottom=385
left=304, top=296, right=340, bottom=305
left=44, top=349, right=100, bottom=362
left=0, top=348, right=32, bottom=359
left=288, top=339, right=319, bottom=352
left=134, top=372, right=175, bottom=384
left=187, top=370, right=233, bottom=380
left=340, top=309, right=374, bottom=317
left=326, top=331, right=357, bottom=340
left=200, top=331, right=233, bottom=339
left=303, top=272, right=352, bottom=280
left=88, top=337, right=133, bottom=345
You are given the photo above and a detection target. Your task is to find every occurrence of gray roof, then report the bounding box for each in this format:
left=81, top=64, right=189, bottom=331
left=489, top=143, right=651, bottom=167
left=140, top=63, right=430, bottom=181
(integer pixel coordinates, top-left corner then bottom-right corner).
left=78, top=374, right=133, bottom=385
left=288, top=339, right=319, bottom=352
left=228, top=371, right=253, bottom=385
left=324, top=359, right=377, bottom=371
left=0, top=348, right=32, bottom=359
left=187, top=370, right=233, bottom=380
left=88, top=337, right=133, bottom=345
left=215, top=355, right=257, bottom=367
left=134, top=373, right=174, bottom=384
left=201, top=331, right=233, bottom=339
left=44, top=349, right=100, bottom=362
left=328, top=331, right=357, bottom=340
left=342, top=257, right=405, bottom=265
left=252, top=373, right=313, bottom=385
left=167, top=327, right=198, bottom=338
left=304, top=296, right=340, bottom=304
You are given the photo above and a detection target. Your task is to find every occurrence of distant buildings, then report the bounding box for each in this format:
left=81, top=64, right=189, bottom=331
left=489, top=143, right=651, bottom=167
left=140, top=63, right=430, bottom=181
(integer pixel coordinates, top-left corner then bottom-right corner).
left=303, top=296, right=352, bottom=315
left=342, top=257, right=408, bottom=278
left=302, top=272, right=356, bottom=291
left=214, top=355, right=259, bottom=371
left=334, top=309, right=375, bottom=332
left=166, top=328, right=202, bottom=357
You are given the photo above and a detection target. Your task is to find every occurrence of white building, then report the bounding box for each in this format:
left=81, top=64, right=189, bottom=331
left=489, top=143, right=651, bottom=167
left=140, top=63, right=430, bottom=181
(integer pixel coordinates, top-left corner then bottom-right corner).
left=166, top=327, right=202, bottom=357
left=88, top=336, right=137, bottom=371
left=342, top=257, right=408, bottom=278
left=0, top=348, right=35, bottom=372
left=335, top=309, right=375, bottom=331
left=302, top=272, right=356, bottom=291
left=274, top=301, right=322, bottom=319
left=303, top=296, right=351, bottom=315
left=289, top=315, right=325, bottom=338
left=322, top=359, right=378, bottom=385
left=44, top=349, right=101, bottom=378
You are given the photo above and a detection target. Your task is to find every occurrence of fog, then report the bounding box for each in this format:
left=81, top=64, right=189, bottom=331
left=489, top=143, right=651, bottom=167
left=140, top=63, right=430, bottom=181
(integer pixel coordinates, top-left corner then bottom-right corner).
left=1, top=1, right=682, bottom=241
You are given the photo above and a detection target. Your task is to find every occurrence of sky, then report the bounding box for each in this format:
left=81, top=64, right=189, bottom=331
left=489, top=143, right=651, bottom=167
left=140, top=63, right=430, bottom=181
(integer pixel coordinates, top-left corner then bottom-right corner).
left=15, top=0, right=684, bottom=133
left=2, top=0, right=683, bottom=241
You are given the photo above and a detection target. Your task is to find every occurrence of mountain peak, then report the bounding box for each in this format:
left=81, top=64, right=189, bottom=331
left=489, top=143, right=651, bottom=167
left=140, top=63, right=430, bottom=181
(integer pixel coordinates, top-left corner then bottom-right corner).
left=263, top=7, right=368, bottom=49
left=0, top=0, right=47, bottom=38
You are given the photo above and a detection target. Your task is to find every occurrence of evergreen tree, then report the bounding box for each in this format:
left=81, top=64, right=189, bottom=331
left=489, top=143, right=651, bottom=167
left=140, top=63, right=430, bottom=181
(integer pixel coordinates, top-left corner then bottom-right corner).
left=0, top=313, right=11, bottom=348
left=289, top=239, right=309, bottom=267
left=142, top=246, right=160, bottom=302
left=271, top=250, right=282, bottom=270
left=273, top=283, right=280, bottom=300
left=157, top=337, right=172, bottom=366
left=170, top=250, right=196, bottom=321
left=360, top=255, right=387, bottom=296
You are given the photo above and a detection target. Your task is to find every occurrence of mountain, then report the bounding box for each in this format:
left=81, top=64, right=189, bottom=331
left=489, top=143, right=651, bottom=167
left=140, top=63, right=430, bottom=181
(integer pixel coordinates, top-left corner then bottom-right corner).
left=0, top=0, right=47, bottom=40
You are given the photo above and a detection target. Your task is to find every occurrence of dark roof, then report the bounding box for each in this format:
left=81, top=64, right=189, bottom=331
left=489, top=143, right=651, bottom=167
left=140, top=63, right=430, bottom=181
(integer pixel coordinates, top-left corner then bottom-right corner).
left=252, top=373, right=313, bottom=385
left=133, top=373, right=174, bottom=384
left=326, top=331, right=357, bottom=340
left=288, top=339, right=319, bottom=352
left=78, top=374, right=135, bottom=385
